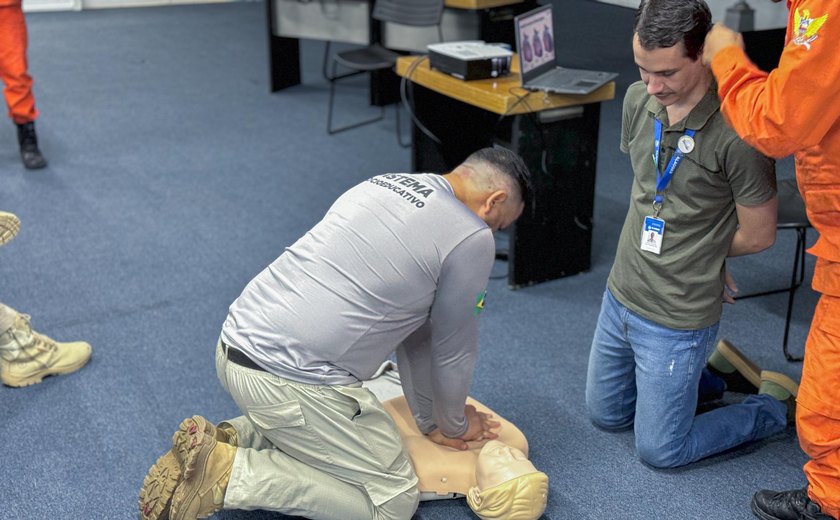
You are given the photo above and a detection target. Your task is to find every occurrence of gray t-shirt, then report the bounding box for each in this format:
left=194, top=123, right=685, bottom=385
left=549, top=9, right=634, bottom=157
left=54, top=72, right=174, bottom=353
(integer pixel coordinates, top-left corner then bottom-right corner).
left=608, top=81, right=776, bottom=330
left=221, top=173, right=495, bottom=437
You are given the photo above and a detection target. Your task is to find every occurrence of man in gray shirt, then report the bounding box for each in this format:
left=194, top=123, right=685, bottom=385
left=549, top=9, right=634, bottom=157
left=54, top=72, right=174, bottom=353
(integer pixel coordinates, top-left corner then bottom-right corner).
left=139, top=147, right=531, bottom=520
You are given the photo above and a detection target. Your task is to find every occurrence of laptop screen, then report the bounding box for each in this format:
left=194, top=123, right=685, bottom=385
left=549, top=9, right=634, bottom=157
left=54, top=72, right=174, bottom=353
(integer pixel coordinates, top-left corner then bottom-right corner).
left=515, top=4, right=557, bottom=82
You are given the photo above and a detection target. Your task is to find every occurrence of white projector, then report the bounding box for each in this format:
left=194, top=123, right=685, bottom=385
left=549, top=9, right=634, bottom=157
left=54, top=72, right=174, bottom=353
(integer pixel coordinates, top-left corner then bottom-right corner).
left=427, top=41, right=513, bottom=81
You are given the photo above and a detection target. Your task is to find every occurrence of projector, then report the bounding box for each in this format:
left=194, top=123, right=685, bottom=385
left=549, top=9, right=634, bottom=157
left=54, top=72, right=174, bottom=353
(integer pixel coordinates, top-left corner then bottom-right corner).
left=427, top=41, right=513, bottom=81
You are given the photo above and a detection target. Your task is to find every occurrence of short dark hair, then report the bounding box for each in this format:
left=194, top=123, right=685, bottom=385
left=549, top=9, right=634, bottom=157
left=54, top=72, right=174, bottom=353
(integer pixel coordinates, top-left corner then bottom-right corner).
left=463, top=147, right=532, bottom=203
left=634, top=0, right=712, bottom=61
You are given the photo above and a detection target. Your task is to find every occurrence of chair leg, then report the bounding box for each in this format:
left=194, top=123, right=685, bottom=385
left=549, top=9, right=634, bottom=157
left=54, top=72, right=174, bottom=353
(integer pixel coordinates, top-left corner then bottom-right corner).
left=326, top=59, right=386, bottom=135
left=782, top=227, right=806, bottom=362
left=395, top=102, right=411, bottom=148
left=797, top=228, right=807, bottom=287
left=326, top=60, right=341, bottom=134
left=322, top=41, right=332, bottom=83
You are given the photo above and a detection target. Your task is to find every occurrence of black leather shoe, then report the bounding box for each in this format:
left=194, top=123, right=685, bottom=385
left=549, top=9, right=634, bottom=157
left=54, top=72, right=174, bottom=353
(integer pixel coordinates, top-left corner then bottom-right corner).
left=751, top=488, right=835, bottom=520
left=17, top=121, right=47, bottom=170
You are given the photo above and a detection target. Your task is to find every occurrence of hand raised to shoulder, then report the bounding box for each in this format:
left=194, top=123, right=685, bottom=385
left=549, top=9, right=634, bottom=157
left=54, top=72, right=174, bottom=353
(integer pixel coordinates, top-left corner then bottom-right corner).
left=703, top=22, right=744, bottom=66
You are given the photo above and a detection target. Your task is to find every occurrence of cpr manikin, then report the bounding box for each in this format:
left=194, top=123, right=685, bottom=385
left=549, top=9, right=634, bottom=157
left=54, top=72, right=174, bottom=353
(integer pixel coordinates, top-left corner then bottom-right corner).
left=215, top=366, right=549, bottom=520
left=467, top=440, right=549, bottom=520
left=383, top=396, right=549, bottom=520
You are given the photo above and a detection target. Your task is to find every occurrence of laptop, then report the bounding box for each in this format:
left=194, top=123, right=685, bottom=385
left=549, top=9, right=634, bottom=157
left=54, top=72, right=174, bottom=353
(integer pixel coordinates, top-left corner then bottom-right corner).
left=514, top=4, right=617, bottom=95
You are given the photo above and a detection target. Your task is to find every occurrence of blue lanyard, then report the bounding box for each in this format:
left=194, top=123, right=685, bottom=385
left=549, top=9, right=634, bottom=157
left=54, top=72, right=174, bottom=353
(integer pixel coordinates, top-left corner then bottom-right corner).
left=653, top=119, right=695, bottom=208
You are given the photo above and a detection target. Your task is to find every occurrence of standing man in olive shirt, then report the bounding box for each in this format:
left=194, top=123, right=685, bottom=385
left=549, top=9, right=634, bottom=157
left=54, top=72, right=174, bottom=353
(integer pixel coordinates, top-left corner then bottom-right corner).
left=585, top=0, right=797, bottom=469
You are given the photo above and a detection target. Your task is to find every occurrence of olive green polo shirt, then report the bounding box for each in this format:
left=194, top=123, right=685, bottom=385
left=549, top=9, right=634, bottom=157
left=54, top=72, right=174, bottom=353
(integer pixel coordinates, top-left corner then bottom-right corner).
left=607, top=80, right=776, bottom=330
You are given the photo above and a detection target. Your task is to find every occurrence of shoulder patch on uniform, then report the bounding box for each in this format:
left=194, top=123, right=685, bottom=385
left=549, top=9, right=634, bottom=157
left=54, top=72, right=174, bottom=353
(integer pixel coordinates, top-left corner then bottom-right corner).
left=792, top=8, right=828, bottom=50
left=473, top=289, right=487, bottom=315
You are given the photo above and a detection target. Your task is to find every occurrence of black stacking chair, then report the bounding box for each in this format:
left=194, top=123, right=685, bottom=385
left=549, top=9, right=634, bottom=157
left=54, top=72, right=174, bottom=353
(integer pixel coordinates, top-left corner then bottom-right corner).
left=736, top=178, right=812, bottom=361
left=325, top=0, right=444, bottom=146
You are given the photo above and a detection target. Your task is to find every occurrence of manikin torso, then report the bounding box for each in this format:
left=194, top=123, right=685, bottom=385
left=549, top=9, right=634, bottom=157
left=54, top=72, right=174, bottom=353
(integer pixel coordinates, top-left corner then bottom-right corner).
left=383, top=396, right=532, bottom=497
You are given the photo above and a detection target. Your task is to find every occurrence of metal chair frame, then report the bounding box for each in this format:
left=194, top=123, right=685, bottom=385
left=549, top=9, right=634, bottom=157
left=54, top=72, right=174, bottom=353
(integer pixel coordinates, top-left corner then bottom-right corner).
left=325, top=0, right=444, bottom=146
left=735, top=179, right=811, bottom=361
left=736, top=225, right=808, bottom=361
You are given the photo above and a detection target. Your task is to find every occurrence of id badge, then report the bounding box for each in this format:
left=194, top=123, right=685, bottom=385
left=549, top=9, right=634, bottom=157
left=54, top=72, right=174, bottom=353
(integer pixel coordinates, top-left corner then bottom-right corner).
left=641, top=216, right=665, bottom=254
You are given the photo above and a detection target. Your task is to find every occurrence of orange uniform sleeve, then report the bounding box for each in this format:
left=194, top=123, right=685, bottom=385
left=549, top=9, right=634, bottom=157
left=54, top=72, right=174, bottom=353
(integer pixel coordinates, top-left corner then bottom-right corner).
left=711, top=2, right=840, bottom=158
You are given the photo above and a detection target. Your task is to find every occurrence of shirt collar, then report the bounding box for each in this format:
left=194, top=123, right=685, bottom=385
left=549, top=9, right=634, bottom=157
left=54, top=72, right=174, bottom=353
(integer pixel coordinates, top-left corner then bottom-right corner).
left=646, top=84, right=720, bottom=132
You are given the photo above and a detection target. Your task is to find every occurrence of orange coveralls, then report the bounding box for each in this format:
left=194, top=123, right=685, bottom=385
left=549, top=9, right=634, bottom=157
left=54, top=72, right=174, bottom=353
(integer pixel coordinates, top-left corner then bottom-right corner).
left=0, top=0, right=38, bottom=124
left=711, top=1, right=840, bottom=516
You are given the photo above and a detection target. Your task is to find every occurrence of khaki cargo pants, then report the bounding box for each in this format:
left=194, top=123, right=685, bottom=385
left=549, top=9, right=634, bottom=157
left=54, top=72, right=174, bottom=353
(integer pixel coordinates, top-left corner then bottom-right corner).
left=215, top=341, right=419, bottom=520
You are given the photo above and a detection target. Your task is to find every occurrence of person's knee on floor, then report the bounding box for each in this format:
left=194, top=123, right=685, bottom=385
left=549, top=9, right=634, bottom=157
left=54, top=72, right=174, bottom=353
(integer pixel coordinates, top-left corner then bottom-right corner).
left=636, top=435, right=688, bottom=470
left=587, top=409, right=634, bottom=432
left=586, top=388, right=635, bottom=431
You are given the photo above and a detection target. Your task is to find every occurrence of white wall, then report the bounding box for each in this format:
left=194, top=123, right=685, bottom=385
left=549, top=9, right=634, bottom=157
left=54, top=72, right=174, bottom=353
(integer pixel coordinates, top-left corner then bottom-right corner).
left=595, top=0, right=789, bottom=30
left=22, top=0, right=233, bottom=11
left=23, top=0, right=81, bottom=11
left=81, top=0, right=231, bottom=9
left=21, top=0, right=791, bottom=29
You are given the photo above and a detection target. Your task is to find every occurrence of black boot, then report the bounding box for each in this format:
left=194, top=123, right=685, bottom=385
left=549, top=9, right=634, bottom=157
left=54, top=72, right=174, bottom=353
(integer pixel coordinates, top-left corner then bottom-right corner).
left=16, top=121, right=47, bottom=170
left=751, top=488, right=835, bottom=520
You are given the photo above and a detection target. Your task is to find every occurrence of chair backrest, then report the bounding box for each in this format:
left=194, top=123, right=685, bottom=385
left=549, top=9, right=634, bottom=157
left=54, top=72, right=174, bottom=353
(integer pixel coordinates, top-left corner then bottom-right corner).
left=776, top=178, right=811, bottom=228
left=373, top=0, right=445, bottom=28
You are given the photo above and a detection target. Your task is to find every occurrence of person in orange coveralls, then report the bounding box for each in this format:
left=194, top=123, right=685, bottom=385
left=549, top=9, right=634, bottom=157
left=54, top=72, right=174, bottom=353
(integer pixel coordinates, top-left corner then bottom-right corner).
left=0, top=0, right=47, bottom=170
left=704, top=2, right=840, bottom=519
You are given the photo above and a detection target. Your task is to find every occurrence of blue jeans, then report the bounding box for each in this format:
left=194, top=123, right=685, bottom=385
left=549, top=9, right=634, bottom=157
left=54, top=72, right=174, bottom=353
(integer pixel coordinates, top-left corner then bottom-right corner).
left=585, top=289, right=788, bottom=468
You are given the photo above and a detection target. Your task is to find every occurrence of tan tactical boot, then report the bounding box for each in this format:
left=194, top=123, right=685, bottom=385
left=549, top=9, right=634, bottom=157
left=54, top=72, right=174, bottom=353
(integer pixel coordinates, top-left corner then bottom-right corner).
left=0, top=309, right=92, bottom=387
left=139, top=450, right=181, bottom=520
left=215, top=422, right=238, bottom=447
left=138, top=417, right=238, bottom=520
left=169, top=431, right=236, bottom=520
left=707, top=339, right=762, bottom=394
left=759, top=370, right=799, bottom=424
left=172, top=416, right=237, bottom=475
left=0, top=211, right=21, bottom=246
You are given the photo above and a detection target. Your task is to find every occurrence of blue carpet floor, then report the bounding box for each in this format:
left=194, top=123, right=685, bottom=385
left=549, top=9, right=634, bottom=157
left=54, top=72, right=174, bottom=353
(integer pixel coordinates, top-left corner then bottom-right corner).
left=0, top=1, right=817, bottom=519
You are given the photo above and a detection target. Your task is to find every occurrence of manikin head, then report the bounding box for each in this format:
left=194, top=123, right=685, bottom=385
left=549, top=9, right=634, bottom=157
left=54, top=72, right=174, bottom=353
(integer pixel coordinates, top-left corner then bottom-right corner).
left=633, top=0, right=712, bottom=107
left=466, top=441, right=549, bottom=520
left=446, top=148, right=532, bottom=232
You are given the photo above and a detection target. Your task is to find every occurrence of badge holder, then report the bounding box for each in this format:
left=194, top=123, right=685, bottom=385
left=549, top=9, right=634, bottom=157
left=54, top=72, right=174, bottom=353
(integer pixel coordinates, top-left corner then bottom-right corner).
left=641, top=201, right=665, bottom=254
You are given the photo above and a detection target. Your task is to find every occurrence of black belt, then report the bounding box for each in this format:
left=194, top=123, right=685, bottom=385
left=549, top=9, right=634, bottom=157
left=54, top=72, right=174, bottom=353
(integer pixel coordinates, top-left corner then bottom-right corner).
left=223, top=343, right=268, bottom=373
